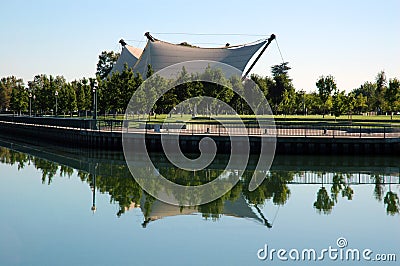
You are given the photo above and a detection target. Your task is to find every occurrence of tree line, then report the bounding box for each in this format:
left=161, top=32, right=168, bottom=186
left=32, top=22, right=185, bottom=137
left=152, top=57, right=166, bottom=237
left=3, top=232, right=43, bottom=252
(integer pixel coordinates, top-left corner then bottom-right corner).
left=0, top=50, right=399, bottom=118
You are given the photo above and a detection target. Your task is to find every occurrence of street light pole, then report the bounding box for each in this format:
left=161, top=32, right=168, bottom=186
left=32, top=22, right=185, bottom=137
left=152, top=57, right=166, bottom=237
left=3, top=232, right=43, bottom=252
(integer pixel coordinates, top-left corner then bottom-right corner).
left=33, top=95, right=36, bottom=116
left=92, top=80, right=98, bottom=120
left=28, top=92, right=32, bottom=117
left=55, top=90, right=59, bottom=117
left=300, top=90, right=306, bottom=116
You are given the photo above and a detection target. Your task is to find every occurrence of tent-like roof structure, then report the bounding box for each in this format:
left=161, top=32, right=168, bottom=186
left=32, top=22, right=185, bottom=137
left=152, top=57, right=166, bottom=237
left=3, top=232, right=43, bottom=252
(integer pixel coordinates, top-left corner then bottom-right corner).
left=110, top=32, right=273, bottom=78
left=111, top=45, right=143, bottom=74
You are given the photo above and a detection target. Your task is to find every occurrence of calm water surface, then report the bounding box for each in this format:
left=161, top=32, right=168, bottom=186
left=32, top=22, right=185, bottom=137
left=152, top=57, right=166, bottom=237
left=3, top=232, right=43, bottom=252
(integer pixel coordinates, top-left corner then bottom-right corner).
left=0, top=140, right=399, bottom=265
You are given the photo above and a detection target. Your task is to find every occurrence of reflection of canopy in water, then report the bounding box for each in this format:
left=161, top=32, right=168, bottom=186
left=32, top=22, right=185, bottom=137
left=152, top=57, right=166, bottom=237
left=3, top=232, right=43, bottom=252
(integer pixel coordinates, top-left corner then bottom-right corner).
left=139, top=194, right=268, bottom=227
left=110, top=32, right=269, bottom=77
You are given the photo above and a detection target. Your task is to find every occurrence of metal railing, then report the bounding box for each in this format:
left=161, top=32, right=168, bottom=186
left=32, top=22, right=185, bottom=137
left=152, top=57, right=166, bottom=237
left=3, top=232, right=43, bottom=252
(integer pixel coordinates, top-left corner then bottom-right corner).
left=119, top=121, right=400, bottom=139
left=0, top=115, right=96, bottom=129
left=1, top=116, right=400, bottom=139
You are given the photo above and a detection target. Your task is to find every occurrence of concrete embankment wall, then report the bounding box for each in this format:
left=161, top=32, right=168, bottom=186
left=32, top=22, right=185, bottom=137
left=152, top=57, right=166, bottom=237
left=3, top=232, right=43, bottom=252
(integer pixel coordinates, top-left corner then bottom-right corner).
left=0, top=122, right=122, bottom=150
left=0, top=122, right=399, bottom=155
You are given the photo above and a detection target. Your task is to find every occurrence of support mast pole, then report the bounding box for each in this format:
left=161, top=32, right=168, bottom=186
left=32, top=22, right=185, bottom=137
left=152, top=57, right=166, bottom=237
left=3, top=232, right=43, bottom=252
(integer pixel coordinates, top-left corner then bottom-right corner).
left=242, top=34, right=276, bottom=81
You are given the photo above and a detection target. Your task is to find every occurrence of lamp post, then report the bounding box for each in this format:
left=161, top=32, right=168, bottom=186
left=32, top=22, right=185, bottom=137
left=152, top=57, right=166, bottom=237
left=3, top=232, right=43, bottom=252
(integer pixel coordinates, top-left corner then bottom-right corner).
left=33, top=95, right=36, bottom=116
left=55, top=90, right=59, bottom=117
left=92, top=80, right=98, bottom=120
left=300, top=90, right=306, bottom=116
left=28, top=92, right=32, bottom=117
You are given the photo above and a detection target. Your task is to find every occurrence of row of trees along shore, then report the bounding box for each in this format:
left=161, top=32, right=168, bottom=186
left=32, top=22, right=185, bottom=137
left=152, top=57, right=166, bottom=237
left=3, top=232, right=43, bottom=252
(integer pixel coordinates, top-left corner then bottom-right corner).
left=1, top=51, right=399, bottom=118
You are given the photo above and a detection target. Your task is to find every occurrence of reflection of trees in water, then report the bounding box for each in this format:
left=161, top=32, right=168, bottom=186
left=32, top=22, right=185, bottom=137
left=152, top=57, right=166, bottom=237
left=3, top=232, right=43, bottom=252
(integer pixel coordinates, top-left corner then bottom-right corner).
left=384, top=192, right=400, bottom=215
left=199, top=182, right=243, bottom=221
left=331, top=173, right=354, bottom=202
left=155, top=167, right=239, bottom=205
left=199, top=198, right=225, bottom=221
left=314, top=173, right=353, bottom=215
left=0, top=147, right=73, bottom=185
left=384, top=176, right=400, bottom=215
left=34, top=159, right=59, bottom=185
left=78, top=165, right=143, bottom=217
left=242, top=170, right=294, bottom=206
left=314, top=187, right=334, bottom=214
left=0, top=147, right=399, bottom=218
left=141, top=192, right=156, bottom=227
left=373, top=175, right=400, bottom=215
left=373, top=175, right=385, bottom=202
left=0, top=147, right=30, bottom=170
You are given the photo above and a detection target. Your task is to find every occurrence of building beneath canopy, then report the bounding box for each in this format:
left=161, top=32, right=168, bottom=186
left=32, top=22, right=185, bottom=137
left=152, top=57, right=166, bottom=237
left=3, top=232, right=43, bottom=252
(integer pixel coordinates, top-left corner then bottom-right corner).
left=110, top=32, right=275, bottom=78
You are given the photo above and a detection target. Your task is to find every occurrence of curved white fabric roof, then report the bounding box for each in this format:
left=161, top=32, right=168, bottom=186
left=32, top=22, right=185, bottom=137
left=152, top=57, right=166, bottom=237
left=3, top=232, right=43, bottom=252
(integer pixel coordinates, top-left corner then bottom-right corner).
left=110, top=45, right=143, bottom=74
left=111, top=37, right=267, bottom=78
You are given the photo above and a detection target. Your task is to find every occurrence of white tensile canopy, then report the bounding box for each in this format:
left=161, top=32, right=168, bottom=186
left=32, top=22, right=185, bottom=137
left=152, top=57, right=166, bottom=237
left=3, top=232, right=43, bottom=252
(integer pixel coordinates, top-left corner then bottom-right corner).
left=111, top=45, right=143, bottom=74
left=110, top=34, right=268, bottom=78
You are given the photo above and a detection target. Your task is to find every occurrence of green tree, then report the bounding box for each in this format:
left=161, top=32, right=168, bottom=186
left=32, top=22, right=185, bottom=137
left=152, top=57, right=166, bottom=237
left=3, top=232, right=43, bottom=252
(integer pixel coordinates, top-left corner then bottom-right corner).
left=332, top=88, right=346, bottom=118
left=172, top=66, right=192, bottom=115
left=343, top=92, right=356, bottom=119
left=316, top=75, right=336, bottom=117
left=29, top=75, right=65, bottom=115
left=9, top=79, right=28, bottom=115
left=294, top=90, right=306, bottom=115
left=304, top=92, right=322, bottom=115
left=250, top=74, right=269, bottom=98
left=200, top=66, right=232, bottom=115
left=242, top=78, right=265, bottom=115
left=0, top=76, right=19, bottom=111
left=374, top=71, right=387, bottom=113
left=230, top=75, right=246, bottom=114
left=279, top=87, right=296, bottom=115
left=118, top=66, right=138, bottom=113
left=99, top=64, right=140, bottom=115
left=74, top=78, right=91, bottom=117
left=270, top=62, right=293, bottom=113
left=28, top=74, right=50, bottom=115
left=59, top=83, right=77, bottom=116
left=96, top=51, right=120, bottom=80
left=353, top=93, right=367, bottom=114
left=353, top=81, right=376, bottom=112
left=385, top=78, right=400, bottom=119
left=271, top=62, right=291, bottom=76
left=139, top=73, right=166, bottom=119
left=250, top=74, right=273, bottom=115
left=146, top=64, right=154, bottom=79
left=52, top=76, right=68, bottom=116
left=100, top=73, right=117, bottom=114
left=155, top=76, right=177, bottom=115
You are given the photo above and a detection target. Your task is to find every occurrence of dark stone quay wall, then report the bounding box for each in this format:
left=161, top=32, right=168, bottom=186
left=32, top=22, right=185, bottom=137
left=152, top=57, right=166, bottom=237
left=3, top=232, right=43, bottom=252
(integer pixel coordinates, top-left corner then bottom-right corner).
left=0, top=122, right=399, bottom=155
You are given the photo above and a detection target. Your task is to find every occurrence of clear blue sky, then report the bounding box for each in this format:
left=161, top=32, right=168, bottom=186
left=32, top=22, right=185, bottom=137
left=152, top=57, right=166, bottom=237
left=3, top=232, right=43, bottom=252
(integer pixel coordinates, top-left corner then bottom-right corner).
left=1, top=0, right=398, bottom=92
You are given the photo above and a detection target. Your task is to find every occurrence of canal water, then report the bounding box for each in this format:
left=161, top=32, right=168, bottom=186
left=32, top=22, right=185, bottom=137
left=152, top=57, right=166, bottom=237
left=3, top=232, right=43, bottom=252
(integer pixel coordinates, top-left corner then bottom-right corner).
left=0, top=139, right=399, bottom=265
